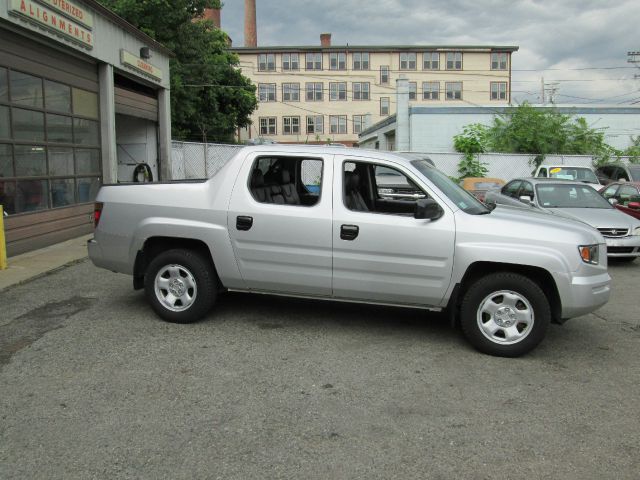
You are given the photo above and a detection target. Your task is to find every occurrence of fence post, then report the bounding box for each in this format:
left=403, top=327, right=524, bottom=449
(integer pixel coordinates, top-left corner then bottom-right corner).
left=0, top=205, right=7, bottom=270
left=204, top=142, right=209, bottom=178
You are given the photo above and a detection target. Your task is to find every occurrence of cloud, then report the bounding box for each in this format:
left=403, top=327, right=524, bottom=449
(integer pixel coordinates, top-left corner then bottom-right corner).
left=221, top=0, right=640, bottom=104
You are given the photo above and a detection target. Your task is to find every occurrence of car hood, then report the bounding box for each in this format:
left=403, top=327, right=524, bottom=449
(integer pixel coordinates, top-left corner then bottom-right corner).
left=485, top=204, right=604, bottom=244
left=546, top=207, right=640, bottom=230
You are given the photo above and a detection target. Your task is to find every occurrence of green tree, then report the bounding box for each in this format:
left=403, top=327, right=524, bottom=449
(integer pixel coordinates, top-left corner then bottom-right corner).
left=98, top=0, right=257, bottom=142
left=622, top=136, right=640, bottom=164
left=452, top=124, right=489, bottom=179
left=473, top=102, right=618, bottom=168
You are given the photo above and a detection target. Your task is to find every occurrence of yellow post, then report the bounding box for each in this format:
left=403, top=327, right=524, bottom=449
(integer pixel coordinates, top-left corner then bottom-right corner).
left=0, top=205, right=7, bottom=270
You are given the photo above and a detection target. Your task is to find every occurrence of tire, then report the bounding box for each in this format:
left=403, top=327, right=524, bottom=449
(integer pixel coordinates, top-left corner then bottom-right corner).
left=459, top=272, right=551, bottom=357
left=144, top=248, right=217, bottom=324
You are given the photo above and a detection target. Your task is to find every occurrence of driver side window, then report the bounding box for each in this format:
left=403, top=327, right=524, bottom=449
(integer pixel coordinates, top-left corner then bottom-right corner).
left=343, top=160, right=427, bottom=216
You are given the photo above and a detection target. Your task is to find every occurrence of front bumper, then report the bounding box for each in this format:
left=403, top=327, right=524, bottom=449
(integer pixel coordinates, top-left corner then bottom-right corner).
left=557, top=271, right=611, bottom=320
left=604, top=235, right=640, bottom=257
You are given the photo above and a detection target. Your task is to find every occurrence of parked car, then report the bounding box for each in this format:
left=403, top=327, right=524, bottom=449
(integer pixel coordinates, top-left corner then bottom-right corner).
left=600, top=182, right=640, bottom=220
left=595, top=164, right=640, bottom=185
left=533, top=165, right=600, bottom=189
left=88, top=146, right=611, bottom=357
left=460, top=177, right=506, bottom=202
left=485, top=178, right=640, bottom=261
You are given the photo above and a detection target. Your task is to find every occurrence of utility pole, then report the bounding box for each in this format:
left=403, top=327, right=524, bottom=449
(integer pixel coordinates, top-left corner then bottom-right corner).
left=628, top=51, right=640, bottom=79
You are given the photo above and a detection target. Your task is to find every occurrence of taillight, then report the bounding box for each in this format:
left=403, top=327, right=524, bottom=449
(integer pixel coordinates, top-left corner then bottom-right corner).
left=94, top=202, right=103, bottom=228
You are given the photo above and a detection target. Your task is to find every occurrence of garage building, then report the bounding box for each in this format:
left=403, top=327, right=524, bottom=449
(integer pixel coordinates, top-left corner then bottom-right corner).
left=1, top=0, right=172, bottom=255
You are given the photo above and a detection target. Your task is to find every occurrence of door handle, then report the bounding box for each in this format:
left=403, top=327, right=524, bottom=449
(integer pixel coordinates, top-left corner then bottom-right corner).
left=340, top=224, right=359, bottom=241
left=236, top=215, right=253, bottom=231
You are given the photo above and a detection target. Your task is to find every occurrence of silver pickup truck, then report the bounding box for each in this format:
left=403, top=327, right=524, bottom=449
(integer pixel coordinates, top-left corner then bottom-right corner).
left=88, top=145, right=611, bottom=357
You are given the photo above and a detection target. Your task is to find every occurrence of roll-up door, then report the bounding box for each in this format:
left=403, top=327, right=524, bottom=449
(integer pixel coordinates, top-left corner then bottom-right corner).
left=114, top=86, right=158, bottom=122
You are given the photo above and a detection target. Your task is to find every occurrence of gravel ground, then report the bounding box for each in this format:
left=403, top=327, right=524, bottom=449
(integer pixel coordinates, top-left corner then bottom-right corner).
left=1, top=259, right=638, bottom=479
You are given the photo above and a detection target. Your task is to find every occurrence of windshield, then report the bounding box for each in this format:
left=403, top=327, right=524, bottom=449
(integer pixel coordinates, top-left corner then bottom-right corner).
left=547, top=167, right=598, bottom=183
left=536, top=183, right=613, bottom=209
left=411, top=160, right=489, bottom=214
left=629, top=166, right=640, bottom=181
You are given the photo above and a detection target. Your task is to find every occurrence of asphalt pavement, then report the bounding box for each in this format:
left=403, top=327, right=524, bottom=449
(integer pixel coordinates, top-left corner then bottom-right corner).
left=0, top=259, right=638, bottom=479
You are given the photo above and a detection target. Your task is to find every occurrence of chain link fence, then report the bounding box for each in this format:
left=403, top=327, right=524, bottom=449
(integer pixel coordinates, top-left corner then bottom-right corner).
left=170, top=141, right=634, bottom=183
left=171, top=142, right=242, bottom=180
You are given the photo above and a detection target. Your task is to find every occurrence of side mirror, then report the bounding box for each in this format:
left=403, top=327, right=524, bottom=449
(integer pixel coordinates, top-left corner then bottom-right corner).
left=608, top=198, right=619, bottom=206
left=519, top=195, right=534, bottom=205
left=414, top=198, right=444, bottom=220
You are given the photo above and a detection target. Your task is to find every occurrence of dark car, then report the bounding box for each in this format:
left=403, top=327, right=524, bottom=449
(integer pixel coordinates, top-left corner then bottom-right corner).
left=600, top=182, right=640, bottom=220
left=595, top=164, right=640, bottom=185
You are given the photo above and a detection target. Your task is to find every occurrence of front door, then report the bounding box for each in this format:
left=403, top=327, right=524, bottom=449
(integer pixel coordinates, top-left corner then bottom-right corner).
left=332, top=155, right=455, bottom=307
left=227, top=151, right=333, bottom=296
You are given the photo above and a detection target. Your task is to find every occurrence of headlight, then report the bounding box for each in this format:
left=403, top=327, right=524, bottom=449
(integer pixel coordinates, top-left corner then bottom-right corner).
left=579, top=245, right=599, bottom=265
left=634, top=226, right=640, bottom=236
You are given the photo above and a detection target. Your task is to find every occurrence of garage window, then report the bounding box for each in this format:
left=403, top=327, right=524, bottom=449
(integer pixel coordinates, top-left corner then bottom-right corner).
left=0, top=66, right=101, bottom=216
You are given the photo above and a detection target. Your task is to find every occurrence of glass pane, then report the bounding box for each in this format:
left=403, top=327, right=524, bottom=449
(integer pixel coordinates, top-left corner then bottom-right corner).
left=76, top=148, right=100, bottom=174
left=0, top=67, right=7, bottom=101
left=16, top=179, right=48, bottom=212
left=15, top=145, right=46, bottom=177
left=10, top=71, right=43, bottom=108
left=0, top=144, right=12, bottom=177
left=0, top=105, right=9, bottom=139
left=12, top=108, right=45, bottom=142
left=51, top=178, right=75, bottom=208
left=74, top=118, right=99, bottom=145
left=48, top=147, right=74, bottom=176
left=77, top=177, right=100, bottom=203
left=72, top=88, right=99, bottom=119
left=47, top=114, right=73, bottom=143
left=0, top=181, right=16, bottom=215
left=45, top=80, right=71, bottom=113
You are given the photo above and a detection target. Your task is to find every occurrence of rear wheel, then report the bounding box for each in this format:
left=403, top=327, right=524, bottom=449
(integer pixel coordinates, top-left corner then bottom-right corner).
left=144, top=248, right=217, bottom=323
left=460, top=272, right=551, bottom=357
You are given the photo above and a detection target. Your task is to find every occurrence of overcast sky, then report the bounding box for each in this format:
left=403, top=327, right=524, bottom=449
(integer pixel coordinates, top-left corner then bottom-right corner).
left=220, top=0, right=640, bottom=105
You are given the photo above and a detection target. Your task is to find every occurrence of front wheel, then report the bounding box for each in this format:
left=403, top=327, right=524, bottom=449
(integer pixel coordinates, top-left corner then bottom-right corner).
left=144, top=248, right=217, bottom=323
left=460, top=272, right=551, bottom=357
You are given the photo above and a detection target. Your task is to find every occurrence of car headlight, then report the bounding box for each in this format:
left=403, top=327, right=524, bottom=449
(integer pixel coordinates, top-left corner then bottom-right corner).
left=579, top=245, right=599, bottom=265
left=634, top=226, right=640, bottom=236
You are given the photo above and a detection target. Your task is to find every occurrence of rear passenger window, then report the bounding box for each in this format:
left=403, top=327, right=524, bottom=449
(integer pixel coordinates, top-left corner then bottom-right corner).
left=249, top=156, right=322, bottom=207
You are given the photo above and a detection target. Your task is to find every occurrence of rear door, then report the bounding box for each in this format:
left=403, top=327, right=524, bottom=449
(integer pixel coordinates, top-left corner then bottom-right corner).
left=227, top=151, right=333, bottom=296
left=331, top=154, right=455, bottom=307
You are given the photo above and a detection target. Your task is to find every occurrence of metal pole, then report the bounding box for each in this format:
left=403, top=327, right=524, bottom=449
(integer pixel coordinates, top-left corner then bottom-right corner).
left=0, top=205, right=7, bottom=270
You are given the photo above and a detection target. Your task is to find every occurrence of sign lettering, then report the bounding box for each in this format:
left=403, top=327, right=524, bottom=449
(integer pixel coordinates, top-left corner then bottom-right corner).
left=120, top=50, right=163, bottom=82
left=9, top=0, right=94, bottom=49
left=37, top=0, right=94, bottom=29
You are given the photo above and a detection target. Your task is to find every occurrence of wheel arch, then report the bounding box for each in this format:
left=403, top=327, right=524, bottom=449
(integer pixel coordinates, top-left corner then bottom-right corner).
left=449, top=261, right=562, bottom=325
left=133, top=236, right=221, bottom=290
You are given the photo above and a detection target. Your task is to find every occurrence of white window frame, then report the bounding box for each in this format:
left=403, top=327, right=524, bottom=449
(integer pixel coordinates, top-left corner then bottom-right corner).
left=330, top=52, right=347, bottom=70
left=353, top=115, right=366, bottom=134
left=329, top=82, right=347, bottom=101
left=353, top=52, right=370, bottom=70
left=306, top=115, right=323, bottom=134
left=400, top=52, right=417, bottom=70
left=380, top=97, right=390, bottom=115
left=259, top=117, right=277, bottom=135
left=491, top=82, right=508, bottom=100
left=283, top=116, right=300, bottom=135
left=329, top=115, right=347, bottom=134
left=423, top=52, right=439, bottom=70
left=408, top=82, right=417, bottom=101
left=258, top=83, right=276, bottom=102
left=353, top=82, right=370, bottom=101
left=380, top=65, right=389, bottom=84
left=282, top=53, right=299, bottom=71
left=305, top=82, right=323, bottom=101
left=445, top=82, right=462, bottom=100
left=258, top=53, right=275, bottom=71
left=305, top=52, right=322, bottom=70
left=422, top=81, right=439, bottom=100
left=282, top=83, right=300, bottom=102
left=491, top=52, right=508, bottom=70
left=446, top=52, right=462, bottom=70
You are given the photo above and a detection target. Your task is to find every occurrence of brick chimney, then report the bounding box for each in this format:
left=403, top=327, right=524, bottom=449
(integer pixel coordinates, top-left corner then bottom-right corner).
left=320, top=33, right=331, bottom=47
left=244, top=0, right=257, bottom=47
left=203, top=8, right=221, bottom=29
